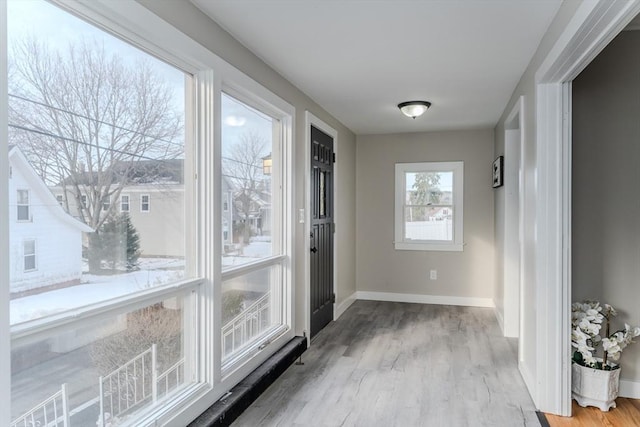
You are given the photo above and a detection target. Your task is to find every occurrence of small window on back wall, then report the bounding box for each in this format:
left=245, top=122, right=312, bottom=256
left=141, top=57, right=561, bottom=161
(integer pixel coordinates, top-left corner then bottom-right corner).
left=394, top=161, right=464, bottom=251
left=141, top=194, right=150, bottom=212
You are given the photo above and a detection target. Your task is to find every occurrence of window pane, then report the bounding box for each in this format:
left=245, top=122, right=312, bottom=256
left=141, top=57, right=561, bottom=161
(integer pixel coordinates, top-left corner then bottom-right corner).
left=11, top=296, right=192, bottom=426
left=404, top=206, right=454, bottom=241
left=17, top=189, right=28, bottom=204
left=405, top=171, right=453, bottom=205
left=7, top=0, right=189, bottom=324
left=222, top=93, right=274, bottom=269
left=222, top=265, right=283, bottom=361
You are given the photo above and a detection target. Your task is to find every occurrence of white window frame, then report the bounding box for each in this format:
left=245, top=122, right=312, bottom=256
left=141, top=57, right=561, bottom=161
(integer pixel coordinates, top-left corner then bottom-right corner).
left=140, top=194, right=150, bottom=212
left=219, top=87, right=293, bottom=377
left=394, top=161, right=464, bottom=251
left=120, top=194, right=130, bottom=212
left=3, top=1, right=296, bottom=426
left=102, top=195, right=111, bottom=211
left=23, top=239, right=36, bottom=272
left=16, top=189, right=29, bottom=221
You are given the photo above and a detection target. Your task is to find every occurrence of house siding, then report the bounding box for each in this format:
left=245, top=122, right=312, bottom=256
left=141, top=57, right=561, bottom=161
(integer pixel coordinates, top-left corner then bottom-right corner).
left=9, top=162, right=84, bottom=294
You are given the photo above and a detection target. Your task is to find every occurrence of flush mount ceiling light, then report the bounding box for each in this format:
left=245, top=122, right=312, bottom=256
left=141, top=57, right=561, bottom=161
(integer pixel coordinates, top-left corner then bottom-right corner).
left=398, top=101, right=432, bottom=119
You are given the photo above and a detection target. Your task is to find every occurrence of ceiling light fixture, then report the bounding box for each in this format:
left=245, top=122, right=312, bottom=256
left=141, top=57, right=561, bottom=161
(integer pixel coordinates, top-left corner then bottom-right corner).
left=398, top=101, right=432, bottom=119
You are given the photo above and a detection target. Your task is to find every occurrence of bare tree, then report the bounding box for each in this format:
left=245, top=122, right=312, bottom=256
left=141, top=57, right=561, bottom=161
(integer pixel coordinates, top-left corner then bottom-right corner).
left=223, top=131, right=269, bottom=243
left=8, top=37, right=182, bottom=271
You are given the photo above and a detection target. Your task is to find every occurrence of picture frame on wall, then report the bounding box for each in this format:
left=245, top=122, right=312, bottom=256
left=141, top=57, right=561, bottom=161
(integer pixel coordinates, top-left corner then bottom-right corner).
left=492, top=156, right=503, bottom=188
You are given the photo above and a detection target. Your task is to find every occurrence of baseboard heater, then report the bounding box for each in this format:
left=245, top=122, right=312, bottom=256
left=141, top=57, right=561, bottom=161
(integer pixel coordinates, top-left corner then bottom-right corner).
left=189, top=336, right=307, bottom=427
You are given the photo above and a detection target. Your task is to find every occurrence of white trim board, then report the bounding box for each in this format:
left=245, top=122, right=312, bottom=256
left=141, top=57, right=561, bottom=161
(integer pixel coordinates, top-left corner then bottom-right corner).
left=533, top=0, right=640, bottom=417
left=356, top=291, right=494, bottom=308
left=334, top=292, right=357, bottom=320
left=620, top=379, right=640, bottom=399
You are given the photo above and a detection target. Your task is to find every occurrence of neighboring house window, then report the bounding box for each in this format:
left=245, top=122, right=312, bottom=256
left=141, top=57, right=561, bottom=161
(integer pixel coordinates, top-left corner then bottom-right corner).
left=17, top=189, right=29, bottom=221
left=80, top=195, right=87, bottom=209
left=223, top=201, right=228, bottom=211
left=394, top=161, right=464, bottom=251
left=102, top=195, right=111, bottom=211
left=140, top=194, right=150, bottom=212
left=23, top=240, right=36, bottom=272
left=56, top=194, right=64, bottom=206
left=120, top=195, right=130, bottom=212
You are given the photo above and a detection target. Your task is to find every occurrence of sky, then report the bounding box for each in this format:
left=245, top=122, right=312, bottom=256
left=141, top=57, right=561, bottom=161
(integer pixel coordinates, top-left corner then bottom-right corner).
left=8, top=0, right=274, bottom=165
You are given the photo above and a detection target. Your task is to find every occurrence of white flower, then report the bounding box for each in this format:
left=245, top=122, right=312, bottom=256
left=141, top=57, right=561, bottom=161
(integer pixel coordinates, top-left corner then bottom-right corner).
left=603, top=304, right=618, bottom=317
left=572, top=300, right=640, bottom=369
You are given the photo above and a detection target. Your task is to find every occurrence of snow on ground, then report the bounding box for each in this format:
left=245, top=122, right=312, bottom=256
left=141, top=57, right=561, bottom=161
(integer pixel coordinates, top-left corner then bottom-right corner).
left=11, top=239, right=272, bottom=326
left=222, top=240, right=271, bottom=267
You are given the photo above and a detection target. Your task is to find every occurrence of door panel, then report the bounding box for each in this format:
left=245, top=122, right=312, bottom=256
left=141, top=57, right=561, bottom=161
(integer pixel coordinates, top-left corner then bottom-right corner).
left=310, top=125, right=333, bottom=338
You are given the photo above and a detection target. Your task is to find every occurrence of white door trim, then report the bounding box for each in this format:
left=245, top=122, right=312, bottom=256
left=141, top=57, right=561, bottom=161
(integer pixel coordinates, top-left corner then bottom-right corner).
left=304, top=112, right=338, bottom=346
left=535, top=0, right=640, bottom=416
left=503, top=96, right=524, bottom=340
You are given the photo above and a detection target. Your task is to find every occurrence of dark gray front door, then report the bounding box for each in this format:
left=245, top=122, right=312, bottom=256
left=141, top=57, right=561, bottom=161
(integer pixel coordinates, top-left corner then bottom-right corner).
left=310, top=125, right=334, bottom=338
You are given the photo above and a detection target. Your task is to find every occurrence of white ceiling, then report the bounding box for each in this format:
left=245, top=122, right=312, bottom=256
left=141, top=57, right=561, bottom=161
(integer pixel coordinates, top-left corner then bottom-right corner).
left=192, top=0, right=562, bottom=135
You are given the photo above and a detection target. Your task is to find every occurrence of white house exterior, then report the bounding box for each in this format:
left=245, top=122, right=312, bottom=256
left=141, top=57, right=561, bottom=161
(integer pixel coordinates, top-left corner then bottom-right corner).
left=9, top=146, right=93, bottom=296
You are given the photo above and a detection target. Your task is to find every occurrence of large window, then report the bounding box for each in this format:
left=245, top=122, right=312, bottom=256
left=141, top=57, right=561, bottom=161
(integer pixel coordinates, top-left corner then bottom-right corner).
left=220, top=92, right=288, bottom=371
left=6, top=1, right=196, bottom=425
left=3, top=0, right=294, bottom=425
left=395, top=161, right=464, bottom=251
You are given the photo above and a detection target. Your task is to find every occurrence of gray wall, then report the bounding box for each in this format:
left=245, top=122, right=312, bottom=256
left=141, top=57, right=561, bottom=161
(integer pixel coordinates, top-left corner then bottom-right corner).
left=136, top=0, right=357, bottom=334
left=356, top=130, right=495, bottom=300
left=572, top=30, right=640, bottom=382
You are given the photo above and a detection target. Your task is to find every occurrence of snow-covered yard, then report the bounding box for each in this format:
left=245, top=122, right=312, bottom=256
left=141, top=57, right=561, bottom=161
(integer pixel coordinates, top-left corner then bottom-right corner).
left=11, top=238, right=273, bottom=326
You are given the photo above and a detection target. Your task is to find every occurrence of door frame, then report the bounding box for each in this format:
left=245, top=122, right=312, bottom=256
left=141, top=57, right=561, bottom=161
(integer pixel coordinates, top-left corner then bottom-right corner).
left=535, top=0, right=640, bottom=415
left=304, top=111, right=338, bottom=345
left=503, top=96, right=524, bottom=341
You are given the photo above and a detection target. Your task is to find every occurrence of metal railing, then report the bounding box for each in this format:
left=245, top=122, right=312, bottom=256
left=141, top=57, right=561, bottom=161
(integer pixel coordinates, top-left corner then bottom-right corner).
left=11, top=383, right=70, bottom=427
left=156, top=358, right=184, bottom=400
left=222, top=293, right=271, bottom=358
left=98, top=344, right=185, bottom=426
left=99, top=345, right=155, bottom=423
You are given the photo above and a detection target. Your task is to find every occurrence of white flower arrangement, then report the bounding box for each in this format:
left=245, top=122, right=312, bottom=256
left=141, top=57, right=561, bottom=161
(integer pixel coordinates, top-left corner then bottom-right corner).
left=571, top=301, right=640, bottom=370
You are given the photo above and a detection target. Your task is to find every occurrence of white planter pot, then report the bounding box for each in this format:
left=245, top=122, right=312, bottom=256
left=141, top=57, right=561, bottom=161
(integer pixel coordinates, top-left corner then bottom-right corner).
left=571, top=362, right=620, bottom=411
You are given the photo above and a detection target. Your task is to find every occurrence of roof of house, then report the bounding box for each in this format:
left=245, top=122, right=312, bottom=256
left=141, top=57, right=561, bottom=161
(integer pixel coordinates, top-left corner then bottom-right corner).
left=57, top=158, right=185, bottom=186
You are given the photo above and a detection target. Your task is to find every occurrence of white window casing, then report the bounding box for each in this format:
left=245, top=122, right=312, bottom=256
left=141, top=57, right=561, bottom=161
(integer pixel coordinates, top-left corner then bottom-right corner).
left=4, top=1, right=295, bottom=426
left=394, top=161, right=464, bottom=251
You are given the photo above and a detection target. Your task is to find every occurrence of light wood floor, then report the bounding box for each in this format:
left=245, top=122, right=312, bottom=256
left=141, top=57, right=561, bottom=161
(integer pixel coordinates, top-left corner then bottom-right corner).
left=545, top=399, right=640, bottom=426
left=232, top=300, right=539, bottom=426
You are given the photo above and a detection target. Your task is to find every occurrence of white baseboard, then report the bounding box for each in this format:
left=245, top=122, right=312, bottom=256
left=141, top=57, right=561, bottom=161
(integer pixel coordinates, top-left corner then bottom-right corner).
left=355, top=291, right=494, bottom=308
left=620, top=379, right=640, bottom=399
left=334, top=292, right=357, bottom=320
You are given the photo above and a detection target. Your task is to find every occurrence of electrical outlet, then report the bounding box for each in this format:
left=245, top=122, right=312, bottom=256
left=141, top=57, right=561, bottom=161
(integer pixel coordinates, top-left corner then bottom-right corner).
left=430, top=270, right=437, bottom=280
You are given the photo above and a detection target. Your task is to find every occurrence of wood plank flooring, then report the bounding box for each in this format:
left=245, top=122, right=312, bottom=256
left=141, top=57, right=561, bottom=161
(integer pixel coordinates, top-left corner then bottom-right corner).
left=232, top=300, right=539, bottom=427
left=544, top=399, right=640, bottom=427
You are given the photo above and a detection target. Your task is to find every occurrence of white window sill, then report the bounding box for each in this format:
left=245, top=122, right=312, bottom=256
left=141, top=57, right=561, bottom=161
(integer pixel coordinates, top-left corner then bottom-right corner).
left=394, top=242, right=463, bottom=252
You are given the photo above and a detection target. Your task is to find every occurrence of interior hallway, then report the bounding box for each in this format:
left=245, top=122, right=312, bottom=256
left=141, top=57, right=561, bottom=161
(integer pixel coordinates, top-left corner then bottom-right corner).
left=232, top=300, right=539, bottom=426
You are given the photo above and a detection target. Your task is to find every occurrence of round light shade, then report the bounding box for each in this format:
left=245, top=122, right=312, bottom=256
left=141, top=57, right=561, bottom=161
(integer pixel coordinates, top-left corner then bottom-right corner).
left=398, top=101, right=432, bottom=119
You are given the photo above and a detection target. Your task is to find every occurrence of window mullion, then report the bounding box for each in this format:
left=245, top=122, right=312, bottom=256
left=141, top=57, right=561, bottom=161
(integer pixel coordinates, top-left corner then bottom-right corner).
left=1, top=0, right=10, bottom=423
